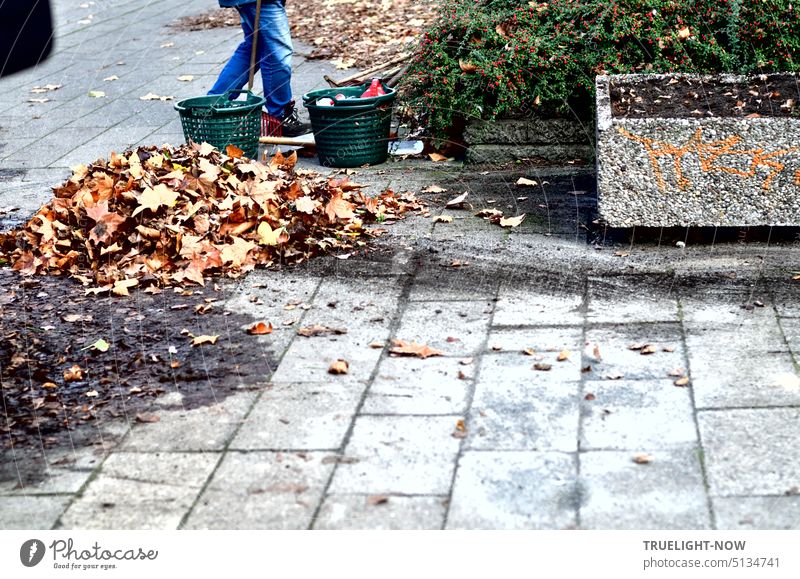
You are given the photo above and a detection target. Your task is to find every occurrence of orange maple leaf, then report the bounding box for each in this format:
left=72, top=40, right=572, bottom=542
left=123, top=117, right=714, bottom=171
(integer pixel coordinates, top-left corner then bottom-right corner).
left=325, top=192, right=355, bottom=221
left=389, top=339, right=444, bottom=359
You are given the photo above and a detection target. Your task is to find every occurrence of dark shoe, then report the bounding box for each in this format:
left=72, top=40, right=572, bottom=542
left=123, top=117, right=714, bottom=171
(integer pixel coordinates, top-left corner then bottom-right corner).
left=280, top=104, right=312, bottom=137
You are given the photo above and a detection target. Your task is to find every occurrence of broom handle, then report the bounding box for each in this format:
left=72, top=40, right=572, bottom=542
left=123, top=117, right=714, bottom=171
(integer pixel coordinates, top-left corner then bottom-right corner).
left=247, top=0, right=262, bottom=91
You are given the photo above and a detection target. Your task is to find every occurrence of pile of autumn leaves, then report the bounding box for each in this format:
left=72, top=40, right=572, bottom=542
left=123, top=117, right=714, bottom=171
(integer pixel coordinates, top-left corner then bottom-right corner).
left=0, top=142, right=423, bottom=294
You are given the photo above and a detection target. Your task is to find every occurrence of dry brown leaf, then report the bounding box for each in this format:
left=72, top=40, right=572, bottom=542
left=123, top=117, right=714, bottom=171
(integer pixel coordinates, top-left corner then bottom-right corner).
left=389, top=339, right=444, bottom=359
left=533, top=362, right=552, bottom=371
left=421, top=185, right=446, bottom=193
left=247, top=321, right=273, bottom=335
left=135, top=413, right=161, bottom=423
left=632, top=453, right=654, bottom=464
left=433, top=215, right=453, bottom=223
left=459, top=60, right=477, bottom=73
left=522, top=348, right=536, bottom=356
left=367, top=495, right=389, bottom=506
left=557, top=349, right=570, bottom=361
left=516, top=177, right=538, bottom=186
left=297, top=325, right=347, bottom=337
left=328, top=359, right=349, bottom=374
left=428, top=153, right=450, bottom=162
left=191, top=334, right=219, bottom=346
left=674, top=376, right=690, bottom=387
left=640, top=344, right=657, bottom=355
left=63, top=364, right=84, bottom=382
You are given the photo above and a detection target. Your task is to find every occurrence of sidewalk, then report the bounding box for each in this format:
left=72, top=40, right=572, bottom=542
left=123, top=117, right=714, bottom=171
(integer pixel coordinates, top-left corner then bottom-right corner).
left=1, top=0, right=800, bottom=530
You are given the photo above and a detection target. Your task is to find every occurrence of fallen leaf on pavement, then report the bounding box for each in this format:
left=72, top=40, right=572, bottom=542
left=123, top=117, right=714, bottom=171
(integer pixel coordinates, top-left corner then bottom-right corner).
left=632, top=453, right=654, bottom=464
left=445, top=191, right=469, bottom=208
left=321, top=455, right=359, bottom=464
left=191, top=334, right=219, bottom=346
left=103, top=75, right=119, bottom=81
left=428, top=153, right=451, bottom=162
left=584, top=393, right=596, bottom=401
left=368, top=341, right=384, bottom=349
left=533, top=362, right=552, bottom=371
left=177, top=75, right=195, bottom=82
left=88, top=90, right=105, bottom=98
left=297, top=325, right=347, bottom=337
left=557, top=349, right=570, bottom=361
left=135, top=413, right=161, bottom=423
left=433, top=215, right=453, bottom=223
left=139, top=92, right=174, bottom=101
left=605, top=372, right=624, bottom=380
left=421, top=185, right=446, bottom=193
left=522, top=348, right=536, bottom=356
left=668, top=368, right=685, bottom=377
left=389, top=339, right=444, bottom=359
left=247, top=321, right=273, bottom=335
left=674, top=377, right=690, bottom=387
left=640, top=344, right=657, bottom=355
left=84, top=338, right=110, bottom=352
left=328, top=359, right=349, bottom=374
left=368, top=495, right=390, bottom=506
left=499, top=214, right=526, bottom=228
left=516, top=177, right=538, bottom=186
left=63, top=365, right=84, bottom=382
left=451, top=418, right=468, bottom=438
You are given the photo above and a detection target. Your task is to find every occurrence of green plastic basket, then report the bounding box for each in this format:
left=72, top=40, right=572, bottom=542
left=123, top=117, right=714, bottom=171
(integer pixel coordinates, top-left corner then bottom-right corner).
left=302, top=83, right=396, bottom=168
left=174, top=89, right=265, bottom=159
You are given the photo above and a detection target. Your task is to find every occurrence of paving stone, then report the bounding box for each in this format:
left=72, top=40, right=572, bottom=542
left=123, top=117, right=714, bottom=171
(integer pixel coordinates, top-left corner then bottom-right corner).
left=685, top=324, right=800, bottom=408
left=698, top=408, right=800, bottom=497
left=3, top=127, right=107, bottom=167
left=52, top=125, right=157, bottom=167
left=394, top=301, right=492, bottom=357
left=773, top=284, right=800, bottom=318
left=59, top=451, right=219, bottom=529
left=681, top=294, right=777, bottom=326
left=485, top=327, right=583, bottom=360
left=408, top=264, right=499, bottom=301
left=270, top=333, right=384, bottom=384
left=779, top=318, right=800, bottom=360
left=313, top=495, right=447, bottom=530
left=363, top=356, right=470, bottom=415
left=0, top=495, right=72, bottom=530
left=310, top=276, right=404, bottom=330
left=183, top=451, right=332, bottom=529
left=446, top=451, right=577, bottom=529
left=0, top=444, right=117, bottom=496
left=231, top=383, right=361, bottom=450
left=587, top=276, right=679, bottom=323
left=579, top=449, right=710, bottom=529
left=494, top=286, right=584, bottom=327
left=469, top=375, right=579, bottom=451
left=581, top=380, right=697, bottom=450
left=712, top=496, right=800, bottom=530
left=329, top=416, right=461, bottom=495
left=584, top=323, right=684, bottom=380
left=121, top=392, right=257, bottom=452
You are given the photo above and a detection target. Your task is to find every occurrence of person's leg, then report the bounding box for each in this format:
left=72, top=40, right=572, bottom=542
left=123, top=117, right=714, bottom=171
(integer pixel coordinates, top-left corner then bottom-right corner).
left=207, top=5, right=256, bottom=96
left=256, top=0, right=293, bottom=117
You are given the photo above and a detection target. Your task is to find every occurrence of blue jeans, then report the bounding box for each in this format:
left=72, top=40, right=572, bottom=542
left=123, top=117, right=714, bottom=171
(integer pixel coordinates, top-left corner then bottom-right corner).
left=208, top=0, right=293, bottom=117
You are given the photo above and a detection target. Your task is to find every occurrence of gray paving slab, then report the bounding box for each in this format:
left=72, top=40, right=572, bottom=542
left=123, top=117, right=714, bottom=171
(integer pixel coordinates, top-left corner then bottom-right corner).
left=408, top=263, right=499, bottom=301
left=446, top=451, right=577, bottom=529
left=183, top=451, right=333, bottom=529
left=59, top=451, right=219, bottom=529
left=0, top=495, right=72, bottom=530
left=394, top=300, right=493, bottom=357
left=685, top=323, right=800, bottom=409
left=584, top=323, right=685, bottom=380
left=231, top=382, right=362, bottom=450
left=469, top=375, right=579, bottom=451
left=712, top=496, right=800, bottom=530
left=494, top=286, right=584, bottom=327
left=3, top=126, right=108, bottom=168
left=580, top=380, right=697, bottom=450
left=0, top=444, right=115, bottom=496
left=121, top=391, right=258, bottom=452
left=314, top=494, right=447, bottom=530
left=587, top=276, right=679, bottom=323
left=363, top=355, right=471, bottom=415
left=698, top=408, right=800, bottom=497
left=52, top=125, right=157, bottom=167
left=269, top=333, right=384, bottom=384
left=579, top=449, right=710, bottom=529
left=329, top=415, right=461, bottom=495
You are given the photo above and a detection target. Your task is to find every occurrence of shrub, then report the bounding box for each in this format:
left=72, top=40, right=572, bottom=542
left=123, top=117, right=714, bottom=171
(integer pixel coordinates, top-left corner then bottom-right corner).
left=400, top=0, right=800, bottom=140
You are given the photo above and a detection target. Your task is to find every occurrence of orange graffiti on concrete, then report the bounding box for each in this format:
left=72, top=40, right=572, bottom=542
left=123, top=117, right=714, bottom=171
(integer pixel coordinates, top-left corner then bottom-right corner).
left=618, top=127, right=798, bottom=192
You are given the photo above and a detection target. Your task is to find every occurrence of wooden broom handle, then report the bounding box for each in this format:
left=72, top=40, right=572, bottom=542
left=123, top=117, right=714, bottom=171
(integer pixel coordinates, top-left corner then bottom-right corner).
left=247, top=0, right=262, bottom=91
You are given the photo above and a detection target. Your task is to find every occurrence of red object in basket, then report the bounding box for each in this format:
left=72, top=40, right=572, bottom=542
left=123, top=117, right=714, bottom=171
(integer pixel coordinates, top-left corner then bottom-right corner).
left=261, top=111, right=282, bottom=137
left=360, top=78, right=386, bottom=98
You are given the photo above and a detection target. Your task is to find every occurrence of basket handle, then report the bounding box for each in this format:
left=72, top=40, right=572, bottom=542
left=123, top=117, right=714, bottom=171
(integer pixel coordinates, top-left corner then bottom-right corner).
left=211, top=89, right=258, bottom=112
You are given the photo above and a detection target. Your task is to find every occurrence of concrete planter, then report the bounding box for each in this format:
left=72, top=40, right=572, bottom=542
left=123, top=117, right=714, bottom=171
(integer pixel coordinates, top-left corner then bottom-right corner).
left=596, top=73, right=800, bottom=227
left=464, top=116, right=594, bottom=165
